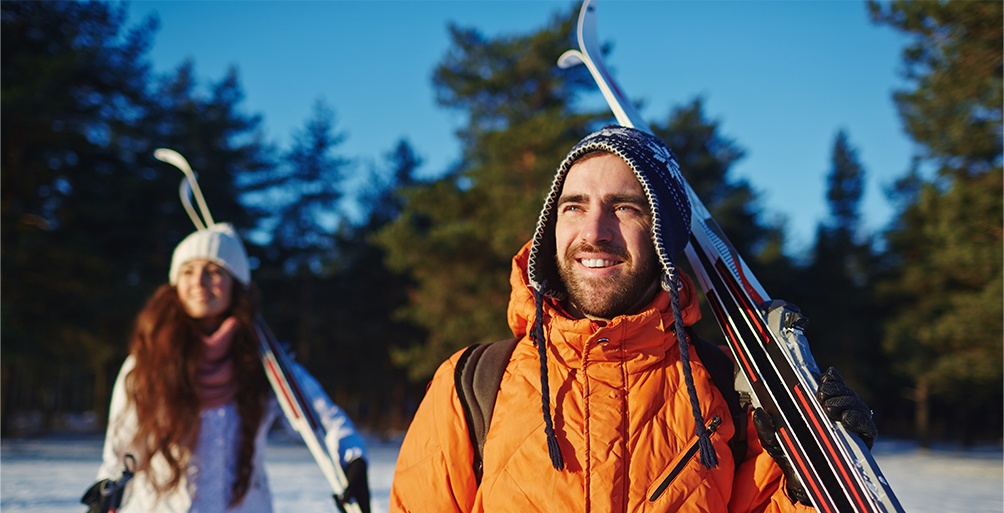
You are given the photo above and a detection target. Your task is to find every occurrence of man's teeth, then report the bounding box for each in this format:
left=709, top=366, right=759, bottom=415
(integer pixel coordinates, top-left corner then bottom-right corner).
left=581, top=258, right=617, bottom=268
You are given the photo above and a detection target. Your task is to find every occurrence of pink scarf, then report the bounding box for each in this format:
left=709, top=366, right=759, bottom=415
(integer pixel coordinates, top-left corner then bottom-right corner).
left=196, top=317, right=240, bottom=408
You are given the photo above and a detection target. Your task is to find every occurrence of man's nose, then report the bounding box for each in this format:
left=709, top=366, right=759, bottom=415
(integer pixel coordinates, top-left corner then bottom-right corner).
left=580, top=208, right=615, bottom=244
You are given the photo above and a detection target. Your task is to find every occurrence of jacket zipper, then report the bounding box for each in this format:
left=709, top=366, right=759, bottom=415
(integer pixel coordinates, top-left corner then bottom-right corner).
left=648, top=415, right=722, bottom=502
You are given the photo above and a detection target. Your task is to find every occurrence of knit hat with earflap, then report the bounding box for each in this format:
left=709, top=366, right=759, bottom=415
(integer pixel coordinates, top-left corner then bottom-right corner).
left=526, top=124, right=718, bottom=472
left=155, top=148, right=251, bottom=287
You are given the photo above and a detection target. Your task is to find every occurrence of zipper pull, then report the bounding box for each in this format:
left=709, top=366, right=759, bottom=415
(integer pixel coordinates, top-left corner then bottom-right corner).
left=648, top=416, right=722, bottom=502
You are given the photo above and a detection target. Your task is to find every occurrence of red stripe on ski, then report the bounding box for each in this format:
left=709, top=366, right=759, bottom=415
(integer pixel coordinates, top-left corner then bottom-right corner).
left=257, top=320, right=324, bottom=431
left=702, top=244, right=859, bottom=511
left=793, top=384, right=870, bottom=512
left=779, top=426, right=834, bottom=513
left=735, top=261, right=764, bottom=306
left=714, top=260, right=771, bottom=342
left=264, top=358, right=302, bottom=420
left=707, top=290, right=757, bottom=383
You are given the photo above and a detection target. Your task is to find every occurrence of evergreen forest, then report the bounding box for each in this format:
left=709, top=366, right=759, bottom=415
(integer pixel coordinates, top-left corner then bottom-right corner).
left=2, top=0, right=1001, bottom=447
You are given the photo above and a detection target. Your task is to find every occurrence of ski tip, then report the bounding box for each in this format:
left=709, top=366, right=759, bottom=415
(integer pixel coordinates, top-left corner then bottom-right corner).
left=153, top=147, right=179, bottom=162
left=153, top=148, right=192, bottom=174
left=557, top=49, right=584, bottom=69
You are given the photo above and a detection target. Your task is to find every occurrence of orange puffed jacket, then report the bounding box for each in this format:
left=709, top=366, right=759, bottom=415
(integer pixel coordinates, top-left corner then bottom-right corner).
left=390, top=241, right=812, bottom=513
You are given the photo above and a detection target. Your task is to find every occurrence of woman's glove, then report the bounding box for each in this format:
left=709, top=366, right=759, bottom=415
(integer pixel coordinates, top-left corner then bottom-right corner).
left=81, top=455, right=135, bottom=513
left=336, top=457, right=371, bottom=513
left=754, top=366, right=878, bottom=505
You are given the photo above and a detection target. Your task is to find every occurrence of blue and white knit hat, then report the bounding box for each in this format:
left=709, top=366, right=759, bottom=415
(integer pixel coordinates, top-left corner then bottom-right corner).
left=155, top=148, right=251, bottom=287
left=526, top=125, right=718, bottom=472
left=528, top=125, right=692, bottom=296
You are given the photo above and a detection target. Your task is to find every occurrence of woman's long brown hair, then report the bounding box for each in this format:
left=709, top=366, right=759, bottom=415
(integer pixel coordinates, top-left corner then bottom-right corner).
left=126, top=281, right=269, bottom=506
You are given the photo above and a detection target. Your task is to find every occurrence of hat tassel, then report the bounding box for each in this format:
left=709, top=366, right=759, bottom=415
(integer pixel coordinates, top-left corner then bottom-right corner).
left=670, top=271, right=719, bottom=470
left=534, top=283, right=565, bottom=471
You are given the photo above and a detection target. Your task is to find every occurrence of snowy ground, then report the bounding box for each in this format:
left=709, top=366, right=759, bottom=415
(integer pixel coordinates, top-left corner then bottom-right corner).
left=1, top=433, right=1001, bottom=512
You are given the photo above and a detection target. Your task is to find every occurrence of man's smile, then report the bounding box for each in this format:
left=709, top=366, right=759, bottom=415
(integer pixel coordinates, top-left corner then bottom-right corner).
left=579, top=257, right=621, bottom=268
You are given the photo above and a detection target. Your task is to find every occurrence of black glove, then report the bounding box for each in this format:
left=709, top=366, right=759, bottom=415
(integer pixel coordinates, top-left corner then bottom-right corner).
left=335, top=457, right=371, bottom=513
left=753, top=408, right=812, bottom=506
left=816, top=366, right=877, bottom=449
left=81, top=479, right=111, bottom=513
left=81, top=455, right=135, bottom=513
left=754, top=367, right=878, bottom=506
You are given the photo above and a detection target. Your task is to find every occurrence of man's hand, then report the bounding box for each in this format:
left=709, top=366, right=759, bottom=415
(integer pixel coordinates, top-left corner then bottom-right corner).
left=816, top=366, right=877, bottom=449
left=753, top=408, right=813, bottom=505
left=754, top=366, right=878, bottom=505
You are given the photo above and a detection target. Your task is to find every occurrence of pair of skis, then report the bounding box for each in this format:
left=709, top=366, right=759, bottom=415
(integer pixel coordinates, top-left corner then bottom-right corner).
left=557, top=2, right=905, bottom=512
left=155, top=148, right=361, bottom=513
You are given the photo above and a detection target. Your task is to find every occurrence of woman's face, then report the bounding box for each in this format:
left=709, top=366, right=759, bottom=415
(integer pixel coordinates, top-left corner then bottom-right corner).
left=176, top=259, right=234, bottom=327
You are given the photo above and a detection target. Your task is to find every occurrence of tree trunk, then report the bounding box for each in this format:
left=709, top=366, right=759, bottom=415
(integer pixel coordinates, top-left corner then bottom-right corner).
left=1, top=363, right=13, bottom=437
left=915, top=378, right=931, bottom=448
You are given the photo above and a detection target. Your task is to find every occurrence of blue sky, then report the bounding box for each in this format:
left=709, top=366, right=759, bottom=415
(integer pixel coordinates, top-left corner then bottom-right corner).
left=126, top=0, right=916, bottom=257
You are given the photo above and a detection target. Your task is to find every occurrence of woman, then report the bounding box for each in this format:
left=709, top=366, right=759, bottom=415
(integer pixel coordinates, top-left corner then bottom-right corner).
left=89, top=151, right=370, bottom=513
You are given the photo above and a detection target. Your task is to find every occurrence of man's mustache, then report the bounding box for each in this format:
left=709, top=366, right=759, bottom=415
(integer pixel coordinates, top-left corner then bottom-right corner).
left=564, top=242, right=630, bottom=261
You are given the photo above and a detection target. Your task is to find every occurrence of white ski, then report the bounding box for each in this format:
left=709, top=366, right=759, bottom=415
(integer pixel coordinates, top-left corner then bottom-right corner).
left=254, top=317, right=362, bottom=513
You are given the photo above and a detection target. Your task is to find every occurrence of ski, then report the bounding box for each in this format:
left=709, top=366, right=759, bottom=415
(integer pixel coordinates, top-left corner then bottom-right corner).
left=557, top=1, right=905, bottom=512
left=254, top=316, right=363, bottom=513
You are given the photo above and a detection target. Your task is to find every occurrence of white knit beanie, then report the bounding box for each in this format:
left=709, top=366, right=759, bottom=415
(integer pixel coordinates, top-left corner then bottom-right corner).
left=168, top=223, right=250, bottom=286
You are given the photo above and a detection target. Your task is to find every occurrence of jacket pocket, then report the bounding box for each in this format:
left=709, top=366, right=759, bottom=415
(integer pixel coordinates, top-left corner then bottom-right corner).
left=645, top=416, right=723, bottom=507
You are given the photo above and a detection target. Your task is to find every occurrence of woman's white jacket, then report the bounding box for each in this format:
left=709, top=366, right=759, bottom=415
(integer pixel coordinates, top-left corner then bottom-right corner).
left=97, top=355, right=366, bottom=512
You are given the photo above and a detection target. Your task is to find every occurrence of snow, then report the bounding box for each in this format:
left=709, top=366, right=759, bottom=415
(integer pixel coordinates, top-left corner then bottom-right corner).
left=1, top=433, right=1001, bottom=512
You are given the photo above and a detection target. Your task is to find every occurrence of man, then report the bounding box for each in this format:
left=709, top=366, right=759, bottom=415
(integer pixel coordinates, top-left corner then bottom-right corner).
left=389, top=126, right=876, bottom=512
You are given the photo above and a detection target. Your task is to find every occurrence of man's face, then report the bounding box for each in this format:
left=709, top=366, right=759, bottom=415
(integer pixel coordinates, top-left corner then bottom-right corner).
left=554, top=152, right=660, bottom=320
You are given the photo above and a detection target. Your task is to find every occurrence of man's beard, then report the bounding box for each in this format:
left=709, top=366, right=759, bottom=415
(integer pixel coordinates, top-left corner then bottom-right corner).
left=557, top=242, right=660, bottom=319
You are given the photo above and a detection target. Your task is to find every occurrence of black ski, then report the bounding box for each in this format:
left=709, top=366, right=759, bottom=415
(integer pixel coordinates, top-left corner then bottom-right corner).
left=557, top=2, right=905, bottom=512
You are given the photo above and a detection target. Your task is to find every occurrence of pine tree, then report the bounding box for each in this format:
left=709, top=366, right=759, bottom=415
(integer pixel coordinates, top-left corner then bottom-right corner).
left=1, top=1, right=274, bottom=433
left=870, top=0, right=1003, bottom=444
left=325, top=139, right=429, bottom=432
left=373, top=6, right=601, bottom=379
left=801, top=131, right=891, bottom=407
left=242, top=99, right=351, bottom=367
left=1, top=0, right=157, bottom=432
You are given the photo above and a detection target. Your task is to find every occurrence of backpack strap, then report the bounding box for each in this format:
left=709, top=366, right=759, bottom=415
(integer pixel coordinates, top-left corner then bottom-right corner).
left=454, top=337, right=519, bottom=485
left=687, top=326, right=749, bottom=467
left=455, top=331, right=748, bottom=483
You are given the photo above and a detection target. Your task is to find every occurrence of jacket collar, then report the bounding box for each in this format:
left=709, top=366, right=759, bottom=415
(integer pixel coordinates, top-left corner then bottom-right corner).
left=507, top=240, right=702, bottom=367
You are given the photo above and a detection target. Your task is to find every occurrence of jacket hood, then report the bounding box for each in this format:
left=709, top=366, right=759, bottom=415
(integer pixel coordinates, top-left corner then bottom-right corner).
left=528, top=125, right=692, bottom=300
